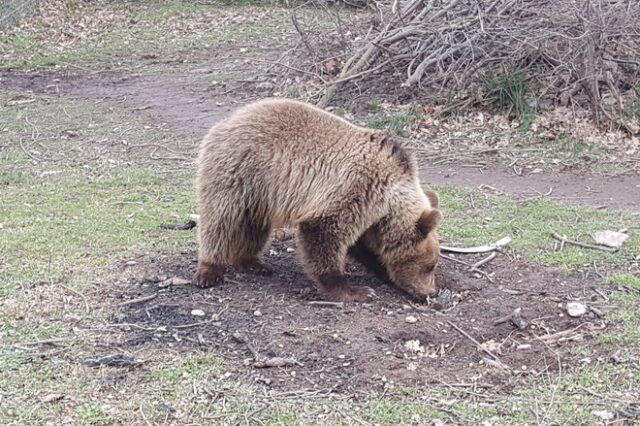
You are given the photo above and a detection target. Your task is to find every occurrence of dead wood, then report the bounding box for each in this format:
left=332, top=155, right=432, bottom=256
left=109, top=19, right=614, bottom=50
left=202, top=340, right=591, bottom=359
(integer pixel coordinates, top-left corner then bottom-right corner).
left=550, top=231, right=619, bottom=253
left=315, top=0, right=640, bottom=130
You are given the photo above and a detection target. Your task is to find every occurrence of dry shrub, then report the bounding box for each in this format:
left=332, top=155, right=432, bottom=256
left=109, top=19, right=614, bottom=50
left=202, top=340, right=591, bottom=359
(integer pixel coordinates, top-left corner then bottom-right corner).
left=317, top=0, right=640, bottom=133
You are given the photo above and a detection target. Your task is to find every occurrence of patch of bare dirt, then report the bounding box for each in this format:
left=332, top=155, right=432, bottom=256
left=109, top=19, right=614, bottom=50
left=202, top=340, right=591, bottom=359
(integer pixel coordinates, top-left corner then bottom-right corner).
left=104, top=238, right=606, bottom=393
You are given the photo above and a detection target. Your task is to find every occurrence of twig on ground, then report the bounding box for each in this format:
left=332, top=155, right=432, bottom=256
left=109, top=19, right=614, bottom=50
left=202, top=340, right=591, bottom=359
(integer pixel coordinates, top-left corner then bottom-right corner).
left=232, top=331, right=302, bottom=368
left=439, top=254, right=473, bottom=267
left=159, top=220, right=197, bottom=230
left=550, top=231, right=618, bottom=253
left=470, top=252, right=497, bottom=273
left=308, top=301, right=345, bottom=307
left=447, top=321, right=509, bottom=369
left=493, top=307, right=529, bottom=330
left=441, top=237, right=512, bottom=254
left=118, top=293, right=158, bottom=307
left=60, top=284, right=90, bottom=314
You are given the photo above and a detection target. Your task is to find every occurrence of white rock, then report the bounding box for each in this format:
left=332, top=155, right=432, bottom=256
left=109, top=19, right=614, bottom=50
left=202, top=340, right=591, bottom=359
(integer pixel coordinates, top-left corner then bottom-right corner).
left=171, top=277, right=190, bottom=286
left=566, top=302, right=587, bottom=317
left=286, top=247, right=295, bottom=253
left=191, top=309, right=206, bottom=317
left=253, top=310, right=262, bottom=317
left=405, top=315, right=418, bottom=323
left=592, top=410, right=614, bottom=421
left=592, top=230, right=629, bottom=248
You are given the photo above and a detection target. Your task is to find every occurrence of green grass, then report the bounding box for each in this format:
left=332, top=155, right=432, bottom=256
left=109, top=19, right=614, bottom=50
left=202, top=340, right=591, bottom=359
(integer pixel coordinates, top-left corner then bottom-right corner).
left=366, top=105, right=422, bottom=137
left=0, top=168, right=196, bottom=297
left=602, top=274, right=640, bottom=345
left=485, top=69, right=534, bottom=126
left=0, top=1, right=280, bottom=70
left=435, top=185, right=639, bottom=269
left=76, top=403, right=112, bottom=426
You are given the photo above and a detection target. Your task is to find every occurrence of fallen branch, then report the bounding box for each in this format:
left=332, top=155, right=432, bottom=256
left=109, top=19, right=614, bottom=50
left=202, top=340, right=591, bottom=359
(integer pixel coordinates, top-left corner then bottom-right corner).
left=447, top=321, right=509, bottom=370
left=469, top=252, right=497, bottom=273
left=159, top=220, right=197, bottom=230
left=550, top=231, right=619, bottom=253
left=308, top=301, right=345, bottom=308
left=117, top=293, right=158, bottom=307
left=232, top=331, right=302, bottom=368
left=441, top=237, right=512, bottom=254
left=493, top=307, right=528, bottom=330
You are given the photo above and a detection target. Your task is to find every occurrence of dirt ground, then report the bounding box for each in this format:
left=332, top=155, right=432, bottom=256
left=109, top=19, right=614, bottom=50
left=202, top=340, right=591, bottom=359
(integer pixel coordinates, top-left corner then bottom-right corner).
left=109, top=239, right=606, bottom=393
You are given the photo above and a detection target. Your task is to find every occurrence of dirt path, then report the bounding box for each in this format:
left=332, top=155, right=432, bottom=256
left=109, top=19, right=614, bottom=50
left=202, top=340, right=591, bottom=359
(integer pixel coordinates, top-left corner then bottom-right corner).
left=3, top=70, right=639, bottom=211
left=423, top=165, right=640, bottom=211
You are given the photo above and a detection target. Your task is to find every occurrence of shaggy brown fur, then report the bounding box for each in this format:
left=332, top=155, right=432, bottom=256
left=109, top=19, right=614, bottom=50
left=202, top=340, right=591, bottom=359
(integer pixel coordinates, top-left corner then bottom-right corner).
left=194, top=98, right=442, bottom=302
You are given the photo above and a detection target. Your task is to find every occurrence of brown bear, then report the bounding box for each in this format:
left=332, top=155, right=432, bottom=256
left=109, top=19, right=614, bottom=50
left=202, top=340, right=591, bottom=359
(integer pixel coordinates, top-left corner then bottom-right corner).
left=194, top=98, right=442, bottom=302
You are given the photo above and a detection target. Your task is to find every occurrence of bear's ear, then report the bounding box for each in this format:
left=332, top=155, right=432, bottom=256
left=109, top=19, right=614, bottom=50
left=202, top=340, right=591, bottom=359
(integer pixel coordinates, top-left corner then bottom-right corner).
left=369, top=131, right=391, bottom=145
left=417, top=209, right=442, bottom=237
left=424, top=190, right=439, bottom=209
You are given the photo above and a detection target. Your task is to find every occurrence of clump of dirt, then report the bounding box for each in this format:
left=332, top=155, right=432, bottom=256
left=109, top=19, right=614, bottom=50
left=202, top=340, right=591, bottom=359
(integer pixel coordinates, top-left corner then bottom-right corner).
left=107, top=239, right=605, bottom=392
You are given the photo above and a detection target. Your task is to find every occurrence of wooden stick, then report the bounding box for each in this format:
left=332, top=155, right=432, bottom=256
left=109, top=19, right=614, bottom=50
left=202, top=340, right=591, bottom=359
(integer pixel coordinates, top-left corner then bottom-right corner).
left=447, top=321, right=509, bottom=369
left=470, top=252, right=497, bottom=272
left=117, top=293, right=158, bottom=307
left=441, top=237, right=511, bottom=254
left=308, top=301, right=345, bottom=307
left=550, top=231, right=618, bottom=253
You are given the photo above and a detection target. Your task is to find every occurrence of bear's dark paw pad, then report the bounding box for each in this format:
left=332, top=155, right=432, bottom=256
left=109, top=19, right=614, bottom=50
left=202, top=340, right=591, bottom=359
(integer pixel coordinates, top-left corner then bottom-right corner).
left=325, top=285, right=376, bottom=303
left=193, top=264, right=224, bottom=288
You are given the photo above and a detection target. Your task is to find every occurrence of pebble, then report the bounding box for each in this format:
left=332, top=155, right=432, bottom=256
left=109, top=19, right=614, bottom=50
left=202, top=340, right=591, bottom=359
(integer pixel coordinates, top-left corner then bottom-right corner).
left=253, top=310, right=262, bottom=317
left=286, top=247, right=295, bottom=253
left=405, top=315, right=418, bottom=324
left=158, top=279, right=172, bottom=288
left=171, top=277, right=190, bottom=286
left=566, top=302, right=587, bottom=317
left=191, top=309, right=206, bottom=317
left=125, top=260, right=137, bottom=266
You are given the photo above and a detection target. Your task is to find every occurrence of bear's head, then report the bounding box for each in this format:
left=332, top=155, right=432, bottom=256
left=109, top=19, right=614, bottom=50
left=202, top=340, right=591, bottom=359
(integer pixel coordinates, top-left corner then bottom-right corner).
left=386, top=190, right=442, bottom=298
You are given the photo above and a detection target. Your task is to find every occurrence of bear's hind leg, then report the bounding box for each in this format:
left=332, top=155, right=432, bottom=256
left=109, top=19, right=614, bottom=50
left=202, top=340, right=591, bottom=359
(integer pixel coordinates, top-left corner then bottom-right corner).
left=194, top=217, right=227, bottom=288
left=297, top=216, right=376, bottom=302
left=234, top=219, right=273, bottom=276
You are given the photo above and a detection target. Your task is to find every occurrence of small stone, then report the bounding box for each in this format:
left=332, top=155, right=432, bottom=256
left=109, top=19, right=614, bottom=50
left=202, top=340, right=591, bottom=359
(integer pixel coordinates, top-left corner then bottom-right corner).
left=531, top=168, right=543, bottom=174
left=191, top=309, right=206, bottom=317
left=125, top=260, right=137, bottom=266
left=566, top=302, right=587, bottom=317
left=286, top=247, right=295, bottom=253
left=0, top=223, right=4, bottom=229
left=256, top=82, right=274, bottom=92
left=253, top=310, right=262, bottom=317
left=37, top=392, right=64, bottom=403
left=171, top=277, right=190, bottom=286
left=62, top=314, right=82, bottom=323
left=592, top=410, right=614, bottom=421
left=517, top=344, right=531, bottom=350
left=405, top=315, right=418, bottom=324
left=158, top=279, right=172, bottom=288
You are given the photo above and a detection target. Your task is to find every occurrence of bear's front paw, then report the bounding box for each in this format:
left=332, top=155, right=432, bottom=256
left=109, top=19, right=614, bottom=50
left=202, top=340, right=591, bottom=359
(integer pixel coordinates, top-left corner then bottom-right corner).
left=193, top=262, right=224, bottom=288
left=324, top=285, right=376, bottom=303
